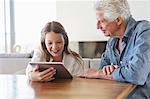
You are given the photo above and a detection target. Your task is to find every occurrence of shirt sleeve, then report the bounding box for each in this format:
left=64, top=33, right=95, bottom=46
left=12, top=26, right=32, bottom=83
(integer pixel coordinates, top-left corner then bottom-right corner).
left=72, top=60, right=84, bottom=75
left=113, top=29, right=150, bottom=85
left=99, top=43, right=111, bottom=69
left=63, top=54, right=84, bottom=76
left=26, top=47, right=45, bottom=79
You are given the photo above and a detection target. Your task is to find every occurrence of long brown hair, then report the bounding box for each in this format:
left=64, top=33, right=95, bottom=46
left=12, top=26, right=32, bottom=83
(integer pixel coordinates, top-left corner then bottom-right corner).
left=40, top=21, right=83, bottom=65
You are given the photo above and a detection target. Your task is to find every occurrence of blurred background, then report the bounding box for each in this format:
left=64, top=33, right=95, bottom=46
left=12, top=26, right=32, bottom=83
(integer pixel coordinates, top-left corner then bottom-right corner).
left=0, top=0, right=150, bottom=58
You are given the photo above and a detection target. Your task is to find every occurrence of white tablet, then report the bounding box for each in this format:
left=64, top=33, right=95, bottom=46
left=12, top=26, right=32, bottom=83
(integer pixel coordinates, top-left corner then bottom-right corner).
left=29, top=62, right=73, bottom=79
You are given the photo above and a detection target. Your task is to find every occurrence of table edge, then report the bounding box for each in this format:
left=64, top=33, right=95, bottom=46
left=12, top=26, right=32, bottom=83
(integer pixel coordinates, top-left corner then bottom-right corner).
left=116, top=84, right=137, bottom=99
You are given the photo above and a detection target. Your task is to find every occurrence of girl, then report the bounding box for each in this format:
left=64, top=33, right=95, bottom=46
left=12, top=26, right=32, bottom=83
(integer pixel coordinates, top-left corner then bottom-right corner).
left=26, top=21, right=83, bottom=82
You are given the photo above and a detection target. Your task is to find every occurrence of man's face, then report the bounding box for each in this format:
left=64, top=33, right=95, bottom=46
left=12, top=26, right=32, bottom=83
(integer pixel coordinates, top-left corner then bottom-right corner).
left=96, top=10, right=120, bottom=37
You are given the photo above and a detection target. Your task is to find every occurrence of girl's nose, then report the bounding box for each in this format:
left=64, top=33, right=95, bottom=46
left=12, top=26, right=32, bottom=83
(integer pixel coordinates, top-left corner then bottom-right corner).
left=52, top=43, right=57, bottom=49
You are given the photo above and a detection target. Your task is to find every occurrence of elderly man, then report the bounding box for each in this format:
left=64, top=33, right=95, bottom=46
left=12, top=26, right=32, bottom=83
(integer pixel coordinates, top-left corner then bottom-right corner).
left=80, top=0, right=150, bottom=98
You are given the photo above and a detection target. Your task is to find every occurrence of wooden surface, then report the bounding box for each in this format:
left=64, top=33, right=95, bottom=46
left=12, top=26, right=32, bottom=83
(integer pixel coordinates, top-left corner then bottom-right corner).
left=0, top=74, right=136, bottom=99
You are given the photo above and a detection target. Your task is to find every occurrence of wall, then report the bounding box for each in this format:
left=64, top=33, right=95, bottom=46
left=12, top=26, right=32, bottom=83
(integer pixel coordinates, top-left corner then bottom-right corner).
left=56, top=0, right=108, bottom=41
left=56, top=0, right=150, bottom=41
left=129, top=0, right=150, bottom=21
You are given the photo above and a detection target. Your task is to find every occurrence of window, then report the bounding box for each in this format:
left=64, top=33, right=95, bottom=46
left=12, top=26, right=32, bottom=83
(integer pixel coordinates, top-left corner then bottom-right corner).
left=0, top=0, right=56, bottom=53
left=0, top=0, right=11, bottom=53
left=0, top=0, right=5, bottom=53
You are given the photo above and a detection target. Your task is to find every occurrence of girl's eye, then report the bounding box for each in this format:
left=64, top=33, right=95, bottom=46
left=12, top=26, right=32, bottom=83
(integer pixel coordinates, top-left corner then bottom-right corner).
left=57, top=41, right=62, bottom=44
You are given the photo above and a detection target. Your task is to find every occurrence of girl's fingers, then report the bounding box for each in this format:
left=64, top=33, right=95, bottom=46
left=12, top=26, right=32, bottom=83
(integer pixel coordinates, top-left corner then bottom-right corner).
left=38, top=67, right=56, bottom=81
left=39, top=67, right=55, bottom=77
left=41, top=69, right=56, bottom=80
left=33, top=64, right=40, bottom=72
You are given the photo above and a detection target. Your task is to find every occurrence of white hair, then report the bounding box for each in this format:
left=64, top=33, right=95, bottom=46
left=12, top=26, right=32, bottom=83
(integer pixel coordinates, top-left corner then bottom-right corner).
left=94, top=0, right=131, bottom=22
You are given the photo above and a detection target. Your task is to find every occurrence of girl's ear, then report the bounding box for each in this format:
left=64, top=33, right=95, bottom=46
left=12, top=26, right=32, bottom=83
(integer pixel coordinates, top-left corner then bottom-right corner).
left=116, top=16, right=123, bottom=25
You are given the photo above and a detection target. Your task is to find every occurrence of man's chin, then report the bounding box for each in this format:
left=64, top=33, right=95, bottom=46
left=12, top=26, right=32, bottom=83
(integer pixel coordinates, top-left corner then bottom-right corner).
left=104, top=34, right=110, bottom=37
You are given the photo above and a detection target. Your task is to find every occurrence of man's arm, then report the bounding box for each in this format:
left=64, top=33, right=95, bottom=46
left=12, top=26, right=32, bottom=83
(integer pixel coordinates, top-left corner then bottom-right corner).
left=113, top=29, right=150, bottom=85
left=79, top=68, right=114, bottom=80
left=99, top=43, right=111, bottom=69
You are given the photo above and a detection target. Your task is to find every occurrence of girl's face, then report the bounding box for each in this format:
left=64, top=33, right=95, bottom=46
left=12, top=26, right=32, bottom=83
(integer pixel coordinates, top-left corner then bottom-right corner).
left=45, top=32, right=65, bottom=59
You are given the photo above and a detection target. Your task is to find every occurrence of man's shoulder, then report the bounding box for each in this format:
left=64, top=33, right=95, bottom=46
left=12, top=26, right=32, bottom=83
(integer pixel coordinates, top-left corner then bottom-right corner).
left=127, top=17, right=150, bottom=32
left=135, top=20, right=150, bottom=30
left=131, top=20, right=150, bottom=37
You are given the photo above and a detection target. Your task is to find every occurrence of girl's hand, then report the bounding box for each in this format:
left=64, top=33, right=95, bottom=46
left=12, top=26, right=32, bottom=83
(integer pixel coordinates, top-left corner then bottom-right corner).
left=31, top=65, right=56, bottom=82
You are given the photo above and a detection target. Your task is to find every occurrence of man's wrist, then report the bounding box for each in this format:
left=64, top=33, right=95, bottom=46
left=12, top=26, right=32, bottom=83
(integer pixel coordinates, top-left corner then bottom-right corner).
left=97, top=70, right=114, bottom=80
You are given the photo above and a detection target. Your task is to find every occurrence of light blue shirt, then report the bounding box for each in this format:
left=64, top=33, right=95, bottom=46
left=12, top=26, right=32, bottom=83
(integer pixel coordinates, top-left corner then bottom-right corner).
left=99, top=16, right=150, bottom=98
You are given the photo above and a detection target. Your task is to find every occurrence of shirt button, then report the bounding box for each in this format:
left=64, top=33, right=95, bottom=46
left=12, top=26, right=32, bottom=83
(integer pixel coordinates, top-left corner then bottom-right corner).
left=120, top=61, right=123, bottom=64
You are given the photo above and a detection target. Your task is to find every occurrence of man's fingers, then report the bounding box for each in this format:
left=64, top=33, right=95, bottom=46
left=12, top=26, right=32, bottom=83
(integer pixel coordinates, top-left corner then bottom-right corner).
left=106, top=66, right=111, bottom=75
left=102, top=66, right=110, bottom=75
left=102, top=67, right=107, bottom=75
left=110, top=66, right=115, bottom=73
left=102, top=66, right=114, bottom=75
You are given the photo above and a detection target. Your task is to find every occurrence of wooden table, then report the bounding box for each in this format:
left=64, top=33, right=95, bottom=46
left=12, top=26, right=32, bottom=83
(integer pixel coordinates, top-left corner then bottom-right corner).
left=0, top=74, right=136, bottom=99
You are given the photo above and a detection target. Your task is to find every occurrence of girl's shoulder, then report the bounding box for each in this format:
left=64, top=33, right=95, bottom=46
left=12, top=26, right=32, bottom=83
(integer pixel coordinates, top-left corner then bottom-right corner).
left=63, top=52, right=83, bottom=66
left=63, top=53, right=76, bottom=61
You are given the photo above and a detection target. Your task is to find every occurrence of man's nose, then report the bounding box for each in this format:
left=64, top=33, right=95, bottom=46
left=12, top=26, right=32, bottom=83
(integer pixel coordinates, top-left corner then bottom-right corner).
left=97, top=21, right=102, bottom=29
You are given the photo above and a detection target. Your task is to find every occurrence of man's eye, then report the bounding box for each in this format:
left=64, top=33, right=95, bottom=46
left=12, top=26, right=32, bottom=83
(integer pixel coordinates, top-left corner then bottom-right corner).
left=101, top=20, right=105, bottom=23
left=101, top=20, right=104, bottom=23
left=97, top=20, right=104, bottom=24
left=48, top=42, right=52, bottom=45
left=97, top=21, right=100, bottom=24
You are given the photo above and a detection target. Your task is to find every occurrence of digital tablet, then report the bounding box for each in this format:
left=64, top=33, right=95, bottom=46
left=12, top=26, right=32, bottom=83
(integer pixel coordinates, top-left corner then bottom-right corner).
left=29, top=62, right=73, bottom=79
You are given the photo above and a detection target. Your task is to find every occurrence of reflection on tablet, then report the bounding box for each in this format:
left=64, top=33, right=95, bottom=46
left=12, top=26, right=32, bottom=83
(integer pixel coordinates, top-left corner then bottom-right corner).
left=29, top=62, right=73, bottom=79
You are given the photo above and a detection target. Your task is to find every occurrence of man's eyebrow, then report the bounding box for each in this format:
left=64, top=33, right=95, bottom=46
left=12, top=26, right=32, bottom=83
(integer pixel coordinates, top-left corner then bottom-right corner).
left=96, top=17, right=101, bottom=20
left=97, top=18, right=105, bottom=22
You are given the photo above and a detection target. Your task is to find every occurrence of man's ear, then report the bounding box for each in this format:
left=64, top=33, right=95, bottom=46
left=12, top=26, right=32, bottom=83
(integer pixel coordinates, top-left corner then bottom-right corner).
left=115, top=16, right=123, bottom=25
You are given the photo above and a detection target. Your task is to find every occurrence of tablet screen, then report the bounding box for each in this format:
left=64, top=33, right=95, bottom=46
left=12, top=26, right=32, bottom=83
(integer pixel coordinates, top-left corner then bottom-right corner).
left=29, top=62, right=73, bottom=79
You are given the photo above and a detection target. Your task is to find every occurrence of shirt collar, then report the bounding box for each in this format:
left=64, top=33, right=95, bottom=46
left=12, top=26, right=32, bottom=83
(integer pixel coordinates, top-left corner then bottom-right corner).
left=111, top=16, right=136, bottom=43
left=123, top=16, right=137, bottom=38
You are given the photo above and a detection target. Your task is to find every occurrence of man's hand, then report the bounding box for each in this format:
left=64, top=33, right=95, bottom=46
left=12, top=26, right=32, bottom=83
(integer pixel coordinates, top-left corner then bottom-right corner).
left=79, top=69, right=100, bottom=78
left=79, top=68, right=115, bottom=80
left=102, top=65, right=116, bottom=75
